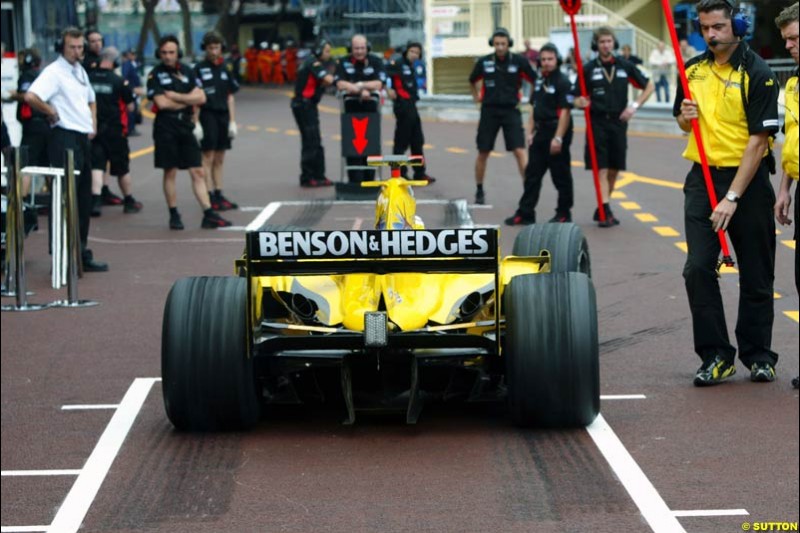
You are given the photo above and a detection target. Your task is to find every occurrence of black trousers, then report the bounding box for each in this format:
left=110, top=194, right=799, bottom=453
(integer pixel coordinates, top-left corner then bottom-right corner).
left=48, top=128, right=92, bottom=253
left=683, top=161, right=777, bottom=366
left=517, top=127, right=574, bottom=220
left=392, top=99, right=426, bottom=179
left=344, top=98, right=377, bottom=183
left=291, top=100, right=325, bottom=184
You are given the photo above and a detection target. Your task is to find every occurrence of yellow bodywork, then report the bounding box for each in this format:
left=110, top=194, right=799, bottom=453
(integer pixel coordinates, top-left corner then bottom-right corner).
left=247, top=177, right=547, bottom=332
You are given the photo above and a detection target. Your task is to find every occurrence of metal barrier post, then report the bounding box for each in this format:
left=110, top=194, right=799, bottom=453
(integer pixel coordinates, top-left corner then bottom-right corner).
left=1, top=148, right=49, bottom=311
left=52, top=149, right=97, bottom=308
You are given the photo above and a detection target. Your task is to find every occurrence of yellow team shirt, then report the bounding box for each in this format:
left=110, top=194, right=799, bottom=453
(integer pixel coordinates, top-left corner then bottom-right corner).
left=783, top=75, right=799, bottom=180
left=676, top=46, right=779, bottom=168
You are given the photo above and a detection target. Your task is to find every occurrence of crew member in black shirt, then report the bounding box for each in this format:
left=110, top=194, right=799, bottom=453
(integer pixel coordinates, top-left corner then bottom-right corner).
left=194, top=31, right=240, bottom=211
left=89, top=46, right=142, bottom=216
left=335, top=34, right=386, bottom=182
left=147, top=35, right=231, bottom=230
left=14, top=49, right=51, bottom=168
left=506, top=43, right=574, bottom=226
left=291, top=39, right=335, bottom=187
left=574, top=26, right=654, bottom=226
left=386, top=41, right=435, bottom=182
left=469, top=28, right=536, bottom=205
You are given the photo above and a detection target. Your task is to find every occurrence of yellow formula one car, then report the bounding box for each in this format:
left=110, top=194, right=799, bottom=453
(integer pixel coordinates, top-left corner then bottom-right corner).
left=162, top=156, right=598, bottom=431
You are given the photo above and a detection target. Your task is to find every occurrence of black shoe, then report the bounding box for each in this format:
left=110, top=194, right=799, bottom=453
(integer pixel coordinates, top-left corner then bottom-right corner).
left=475, top=189, right=485, bottom=205
left=750, top=362, right=776, bottom=383
left=593, top=207, right=600, bottom=221
left=504, top=214, right=535, bottom=226
left=216, top=193, right=239, bottom=210
left=81, top=250, right=108, bottom=272
left=549, top=211, right=572, bottom=223
left=792, top=376, right=799, bottom=389
left=101, top=187, right=123, bottom=206
left=169, top=212, right=184, bottom=230
left=123, top=197, right=143, bottom=214
left=201, top=210, right=233, bottom=229
left=91, top=196, right=102, bottom=217
left=693, top=355, right=736, bottom=387
left=301, top=178, right=334, bottom=188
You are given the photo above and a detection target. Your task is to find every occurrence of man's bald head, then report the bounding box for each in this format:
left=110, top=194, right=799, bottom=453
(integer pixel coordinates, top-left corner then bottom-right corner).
left=351, top=34, right=368, bottom=60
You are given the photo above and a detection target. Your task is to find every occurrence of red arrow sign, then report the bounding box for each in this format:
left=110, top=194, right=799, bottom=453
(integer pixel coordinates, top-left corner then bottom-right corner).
left=351, top=117, right=369, bottom=154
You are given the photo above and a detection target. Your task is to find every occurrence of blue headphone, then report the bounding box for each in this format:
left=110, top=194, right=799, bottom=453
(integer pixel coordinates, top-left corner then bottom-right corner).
left=692, top=0, right=750, bottom=38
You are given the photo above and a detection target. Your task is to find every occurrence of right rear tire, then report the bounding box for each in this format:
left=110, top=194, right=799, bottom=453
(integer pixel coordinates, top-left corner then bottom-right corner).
left=512, top=223, right=591, bottom=276
left=504, top=272, right=599, bottom=427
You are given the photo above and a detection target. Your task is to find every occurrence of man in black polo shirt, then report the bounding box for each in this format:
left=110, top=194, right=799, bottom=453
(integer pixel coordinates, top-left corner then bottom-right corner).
left=574, top=26, right=654, bottom=227
left=469, top=28, right=536, bottom=205
left=335, top=34, right=386, bottom=183
left=83, top=30, right=103, bottom=72
left=89, top=46, right=142, bottom=216
left=147, top=35, right=231, bottom=230
left=14, top=49, right=51, bottom=169
left=194, top=31, right=240, bottom=211
left=506, top=43, right=574, bottom=226
left=291, top=39, right=335, bottom=188
left=386, top=41, right=435, bottom=182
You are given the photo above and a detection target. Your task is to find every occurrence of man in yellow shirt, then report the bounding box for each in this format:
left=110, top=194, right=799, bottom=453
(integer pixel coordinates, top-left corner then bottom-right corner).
left=773, top=3, right=799, bottom=389
left=674, top=0, right=780, bottom=386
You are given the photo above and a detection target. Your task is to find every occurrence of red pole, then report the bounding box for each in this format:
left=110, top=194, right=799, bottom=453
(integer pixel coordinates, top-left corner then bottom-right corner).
left=660, top=0, right=734, bottom=266
left=568, top=15, right=606, bottom=222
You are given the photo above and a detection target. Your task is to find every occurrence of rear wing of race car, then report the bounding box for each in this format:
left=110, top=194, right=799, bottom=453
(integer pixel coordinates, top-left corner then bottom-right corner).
left=243, top=228, right=500, bottom=277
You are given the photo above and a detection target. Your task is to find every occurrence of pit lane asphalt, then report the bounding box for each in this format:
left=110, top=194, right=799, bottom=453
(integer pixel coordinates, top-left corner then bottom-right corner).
left=1, top=87, right=797, bottom=533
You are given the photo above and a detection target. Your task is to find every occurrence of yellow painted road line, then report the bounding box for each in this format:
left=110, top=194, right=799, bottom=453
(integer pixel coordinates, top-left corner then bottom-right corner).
left=266, top=127, right=281, bottom=133
left=619, top=201, right=641, bottom=210
left=674, top=241, right=688, bottom=253
left=611, top=191, right=628, bottom=199
left=246, top=125, right=260, bottom=131
left=774, top=292, right=783, bottom=300
left=129, top=146, right=154, bottom=159
left=140, top=108, right=155, bottom=119
left=446, top=147, right=468, bottom=154
left=719, top=264, right=738, bottom=274
left=332, top=134, right=342, bottom=141
left=571, top=160, right=583, bottom=167
left=318, top=104, right=339, bottom=114
left=784, top=311, right=799, bottom=323
left=627, top=172, right=683, bottom=190
left=653, top=226, right=680, bottom=237
left=489, top=151, right=505, bottom=158
left=285, top=129, right=299, bottom=136
left=636, top=213, right=659, bottom=223
left=384, top=140, right=394, bottom=146
left=423, top=143, right=435, bottom=150
left=782, top=239, right=796, bottom=250
left=613, top=173, right=636, bottom=190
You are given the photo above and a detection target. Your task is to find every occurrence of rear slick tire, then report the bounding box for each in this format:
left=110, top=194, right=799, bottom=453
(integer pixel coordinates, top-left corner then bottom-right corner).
left=505, top=272, right=599, bottom=427
left=512, top=223, right=591, bottom=276
left=162, top=276, right=260, bottom=431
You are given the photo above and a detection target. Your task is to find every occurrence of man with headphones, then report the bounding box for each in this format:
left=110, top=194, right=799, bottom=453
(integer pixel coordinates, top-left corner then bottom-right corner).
left=468, top=27, right=536, bottom=205
left=573, top=26, right=654, bottom=227
left=147, top=35, right=231, bottom=230
left=88, top=46, right=142, bottom=216
left=773, top=2, right=798, bottom=389
left=506, top=43, right=574, bottom=226
left=675, top=0, right=780, bottom=386
left=11, top=49, right=51, bottom=169
left=386, top=41, right=435, bottom=182
left=335, top=34, right=386, bottom=182
left=291, top=39, right=335, bottom=187
left=193, top=31, right=240, bottom=211
left=25, top=27, right=107, bottom=272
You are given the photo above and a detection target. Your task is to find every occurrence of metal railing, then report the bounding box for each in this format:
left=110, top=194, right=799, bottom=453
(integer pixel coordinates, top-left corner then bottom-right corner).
left=1, top=148, right=98, bottom=312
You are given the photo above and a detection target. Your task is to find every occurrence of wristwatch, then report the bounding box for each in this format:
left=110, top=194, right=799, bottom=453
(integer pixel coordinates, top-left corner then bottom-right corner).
left=629, top=102, right=640, bottom=110
left=725, top=190, right=739, bottom=203
left=553, top=136, right=563, bottom=144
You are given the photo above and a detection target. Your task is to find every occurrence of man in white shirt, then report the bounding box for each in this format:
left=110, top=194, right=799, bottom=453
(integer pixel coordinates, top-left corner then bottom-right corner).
left=25, top=27, right=107, bottom=272
left=649, top=41, right=675, bottom=103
